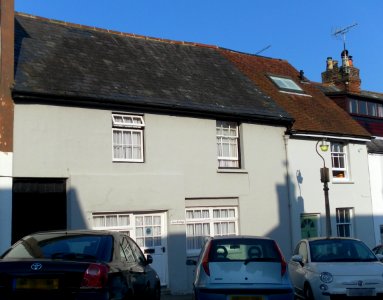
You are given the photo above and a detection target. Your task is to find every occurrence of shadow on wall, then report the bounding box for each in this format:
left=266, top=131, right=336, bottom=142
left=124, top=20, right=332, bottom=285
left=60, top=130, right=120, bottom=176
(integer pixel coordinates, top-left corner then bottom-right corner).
left=10, top=179, right=89, bottom=245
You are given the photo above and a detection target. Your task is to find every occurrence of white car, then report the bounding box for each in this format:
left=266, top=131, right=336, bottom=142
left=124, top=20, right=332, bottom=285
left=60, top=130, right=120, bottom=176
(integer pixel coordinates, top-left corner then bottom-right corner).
left=187, top=235, right=294, bottom=300
left=288, top=237, right=383, bottom=299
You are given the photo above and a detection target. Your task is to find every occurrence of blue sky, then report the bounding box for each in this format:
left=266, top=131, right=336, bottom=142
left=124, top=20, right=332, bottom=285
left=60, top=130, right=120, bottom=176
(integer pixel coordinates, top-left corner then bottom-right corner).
left=15, top=0, right=383, bottom=92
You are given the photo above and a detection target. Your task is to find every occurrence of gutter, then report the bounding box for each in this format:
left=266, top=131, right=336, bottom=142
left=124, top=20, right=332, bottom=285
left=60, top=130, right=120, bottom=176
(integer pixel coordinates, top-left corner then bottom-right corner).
left=290, top=132, right=372, bottom=143
left=12, top=90, right=294, bottom=126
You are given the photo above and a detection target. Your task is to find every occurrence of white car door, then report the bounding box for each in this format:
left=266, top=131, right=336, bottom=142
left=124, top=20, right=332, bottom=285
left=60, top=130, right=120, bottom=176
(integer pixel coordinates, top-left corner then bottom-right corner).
left=289, top=241, right=309, bottom=294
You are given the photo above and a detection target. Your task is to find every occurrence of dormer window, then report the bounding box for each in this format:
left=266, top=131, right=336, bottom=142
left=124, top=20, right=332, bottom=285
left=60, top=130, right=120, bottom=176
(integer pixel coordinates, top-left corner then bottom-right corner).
left=349, top=98, right=383, bottom=118
left=269, top=75, right=304, bottom=93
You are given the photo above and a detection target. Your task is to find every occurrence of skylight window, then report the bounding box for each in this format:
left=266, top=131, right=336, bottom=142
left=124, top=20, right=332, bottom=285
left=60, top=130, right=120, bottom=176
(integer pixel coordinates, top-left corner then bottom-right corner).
left=269, top=75, right=303, bottom=93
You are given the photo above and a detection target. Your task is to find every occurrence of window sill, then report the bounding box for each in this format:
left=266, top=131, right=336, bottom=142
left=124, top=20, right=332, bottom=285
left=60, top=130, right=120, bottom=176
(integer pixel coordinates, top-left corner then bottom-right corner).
left=332, top=180, right=354, bottom=184
left=217, top=169, right=248, bottom=174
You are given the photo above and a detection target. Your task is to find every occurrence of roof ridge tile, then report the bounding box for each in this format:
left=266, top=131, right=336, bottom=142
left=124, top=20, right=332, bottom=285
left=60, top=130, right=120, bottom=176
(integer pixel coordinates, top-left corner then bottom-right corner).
left=15, top=11, right=219, bottom=50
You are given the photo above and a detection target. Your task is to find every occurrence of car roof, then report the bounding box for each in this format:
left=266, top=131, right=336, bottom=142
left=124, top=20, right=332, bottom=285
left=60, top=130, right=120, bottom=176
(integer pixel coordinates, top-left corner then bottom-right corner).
left=28, top=229, right=120, bottom=237
left=209, top=235, right=273, bottom=241
left=303, top=237, right=362, bottom=242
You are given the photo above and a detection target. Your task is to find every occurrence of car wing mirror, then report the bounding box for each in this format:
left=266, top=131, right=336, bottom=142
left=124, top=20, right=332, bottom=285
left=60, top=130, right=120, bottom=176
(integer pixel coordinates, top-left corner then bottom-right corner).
left=376, top=253, right=383, bottom=262
left=291, top=254, right=304, bottom=266
left=146, top=254, right=153, bottom=265
left=186, top=259, right=197, bottom=266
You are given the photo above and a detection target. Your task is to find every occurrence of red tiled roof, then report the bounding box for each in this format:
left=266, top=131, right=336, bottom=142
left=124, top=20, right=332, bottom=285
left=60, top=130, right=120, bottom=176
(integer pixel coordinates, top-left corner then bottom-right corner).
left=219, top=49, right=371, bottom=139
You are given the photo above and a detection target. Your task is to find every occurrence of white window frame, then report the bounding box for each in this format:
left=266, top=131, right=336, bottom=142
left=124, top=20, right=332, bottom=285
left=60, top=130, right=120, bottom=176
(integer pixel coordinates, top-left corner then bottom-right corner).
left=336, top=208, right=354, bottom=237
left=185, top=207, right=238, bottom=256
left=216, top=121, right=240, bottom=168
left=269, top=75, right=303, bottom=93
left=330, top=142, right=349, bottom=181
left=112, top=113, right=145, bottom=162
left=92, top=213, right=133, bottom=235
left=92, top=212, right=166, bottom=247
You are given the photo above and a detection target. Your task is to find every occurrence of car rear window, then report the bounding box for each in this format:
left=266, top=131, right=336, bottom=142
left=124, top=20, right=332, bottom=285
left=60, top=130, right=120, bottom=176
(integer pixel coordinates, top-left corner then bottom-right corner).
left=209, top=238, right=281, bottom=262
left=2, top=234, right=113, bottom=262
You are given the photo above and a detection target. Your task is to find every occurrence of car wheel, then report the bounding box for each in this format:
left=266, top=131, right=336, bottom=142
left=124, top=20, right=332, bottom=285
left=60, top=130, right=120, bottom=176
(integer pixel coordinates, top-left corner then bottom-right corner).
left=304, top=284, right=314, bottom=300
left=153, top=284, right=161, bottom=300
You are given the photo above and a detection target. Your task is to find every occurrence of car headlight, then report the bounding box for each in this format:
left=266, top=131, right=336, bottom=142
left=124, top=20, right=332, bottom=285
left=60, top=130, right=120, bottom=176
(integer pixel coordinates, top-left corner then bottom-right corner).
left=320, top=272, right=333, bottom=283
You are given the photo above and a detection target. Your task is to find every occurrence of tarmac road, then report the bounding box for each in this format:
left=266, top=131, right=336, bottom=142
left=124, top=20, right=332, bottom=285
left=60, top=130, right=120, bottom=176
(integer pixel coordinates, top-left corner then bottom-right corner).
left=162, top=293, right=192, bottom=300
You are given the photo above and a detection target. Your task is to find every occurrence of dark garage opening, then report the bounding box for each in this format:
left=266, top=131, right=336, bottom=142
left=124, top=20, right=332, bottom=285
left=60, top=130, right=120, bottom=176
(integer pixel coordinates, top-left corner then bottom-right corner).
left=12, top=178, right=67, bottom=243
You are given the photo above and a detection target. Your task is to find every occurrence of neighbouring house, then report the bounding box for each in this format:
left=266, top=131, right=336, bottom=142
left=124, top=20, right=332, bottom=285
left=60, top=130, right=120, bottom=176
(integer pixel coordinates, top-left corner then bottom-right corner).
left=220, top=49, right=375, bottom=249
left=319, top=49, right=383, bottom=245
left=0, top=2, right=295, bottom=294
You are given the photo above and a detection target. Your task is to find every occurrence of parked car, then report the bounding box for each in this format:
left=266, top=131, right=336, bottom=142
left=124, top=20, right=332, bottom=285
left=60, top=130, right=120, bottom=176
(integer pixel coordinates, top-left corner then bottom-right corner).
left=0, top=229, right=161, bottom=300
left=289, top=237, right=383, bottom=299
left=186, top=235, right=294, bottom=300
left=372, top=244, right=383, bottom=263
left=372, top=244, right=383, bottom=255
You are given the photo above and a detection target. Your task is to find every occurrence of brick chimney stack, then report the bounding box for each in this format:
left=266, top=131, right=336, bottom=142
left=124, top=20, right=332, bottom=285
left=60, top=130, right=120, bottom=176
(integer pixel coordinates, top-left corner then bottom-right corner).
left=321, top=50, right=361, bottom=94
left=0, top=0, right=14, bottom=152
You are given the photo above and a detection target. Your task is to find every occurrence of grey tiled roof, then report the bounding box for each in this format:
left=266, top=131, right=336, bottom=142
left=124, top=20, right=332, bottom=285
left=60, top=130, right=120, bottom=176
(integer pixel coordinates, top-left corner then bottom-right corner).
left=13, top=14, right=292, bottom=124
left=367, top=139, right=383, bottom=154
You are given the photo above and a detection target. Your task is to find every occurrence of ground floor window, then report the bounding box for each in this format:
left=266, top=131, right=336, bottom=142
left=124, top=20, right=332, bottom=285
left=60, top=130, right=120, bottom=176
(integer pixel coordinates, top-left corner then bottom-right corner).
left=185, top=207, right=238, bottom=256
left=135, top=215, right=162, bottom=248
left=300, top=213, right=320, bottom=238
left=92, top=213, right=162, bottom=247
left=336, top=207, right=354, bottom=237
left=92, top=212, right=167, bottom=287
left=92, top=213, right=132, bottom=236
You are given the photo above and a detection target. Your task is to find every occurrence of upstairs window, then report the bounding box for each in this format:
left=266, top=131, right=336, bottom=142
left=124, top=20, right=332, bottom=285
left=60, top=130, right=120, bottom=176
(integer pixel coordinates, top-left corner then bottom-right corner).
left=349, top=98, right=383, bottom=118
left=216, top=121, right=240, bottom=168
left=269, top=75, right=304, bottom=93
left=112, top=114, right=145, bottom=162
left=331, top=142, right=349, bottom=180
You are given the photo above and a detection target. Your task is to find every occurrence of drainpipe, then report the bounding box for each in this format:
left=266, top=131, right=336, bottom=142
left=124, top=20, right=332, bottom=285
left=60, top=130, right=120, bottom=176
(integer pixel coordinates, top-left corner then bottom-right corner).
left=283, top=135, right=294, bottom=255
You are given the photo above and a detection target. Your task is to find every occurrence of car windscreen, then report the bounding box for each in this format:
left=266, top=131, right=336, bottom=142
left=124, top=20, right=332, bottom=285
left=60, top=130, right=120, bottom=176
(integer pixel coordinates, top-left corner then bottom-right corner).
left=2, top=233, right=113, bottom=262
left=209, top=238, right=281, bottom=262
left=309, top=239, right=378, bottom=262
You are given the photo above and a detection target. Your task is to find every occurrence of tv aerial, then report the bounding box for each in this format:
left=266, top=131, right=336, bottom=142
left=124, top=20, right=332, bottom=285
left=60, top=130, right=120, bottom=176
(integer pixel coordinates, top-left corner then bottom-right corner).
left=332, top=23, right=358, bottom=51
left=255, top=44, right=271, bottom=55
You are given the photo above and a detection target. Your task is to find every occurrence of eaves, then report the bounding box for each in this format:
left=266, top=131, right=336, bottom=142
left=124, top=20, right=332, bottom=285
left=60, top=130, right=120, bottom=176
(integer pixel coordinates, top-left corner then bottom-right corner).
left=289, top=130, right=372, bottom=143
left=12, top=90, right=294, bottom=127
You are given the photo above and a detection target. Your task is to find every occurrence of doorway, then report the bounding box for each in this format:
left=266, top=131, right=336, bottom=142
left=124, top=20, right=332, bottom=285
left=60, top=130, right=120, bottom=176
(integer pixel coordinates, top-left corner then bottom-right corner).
left=12, top=178, right=67, bottom=243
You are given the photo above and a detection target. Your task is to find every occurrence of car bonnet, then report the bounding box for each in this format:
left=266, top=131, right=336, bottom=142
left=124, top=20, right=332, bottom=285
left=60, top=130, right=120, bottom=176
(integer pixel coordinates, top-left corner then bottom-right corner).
left=311, top=261, right=383, bottom=276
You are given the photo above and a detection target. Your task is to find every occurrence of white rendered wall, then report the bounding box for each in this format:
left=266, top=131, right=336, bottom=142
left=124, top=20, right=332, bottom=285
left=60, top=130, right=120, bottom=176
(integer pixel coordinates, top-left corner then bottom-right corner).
left=369, top=153, right=383, bottom=245
left=287, top=138, right=375, bottom=248
left=12, top=103, right=292, bottom=293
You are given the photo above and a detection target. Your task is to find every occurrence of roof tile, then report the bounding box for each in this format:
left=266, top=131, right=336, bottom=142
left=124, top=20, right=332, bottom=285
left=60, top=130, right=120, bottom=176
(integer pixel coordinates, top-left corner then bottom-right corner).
left=220, top=49, right=371, bottom=138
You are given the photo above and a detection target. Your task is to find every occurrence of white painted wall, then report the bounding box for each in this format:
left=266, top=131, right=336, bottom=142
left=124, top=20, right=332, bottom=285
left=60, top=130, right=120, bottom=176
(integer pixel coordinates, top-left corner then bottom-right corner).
left=287, top=138, right=376, bottom=248
left=369, top=153, right=383, bottom=245
left=12, top=103, right=292, bottom=293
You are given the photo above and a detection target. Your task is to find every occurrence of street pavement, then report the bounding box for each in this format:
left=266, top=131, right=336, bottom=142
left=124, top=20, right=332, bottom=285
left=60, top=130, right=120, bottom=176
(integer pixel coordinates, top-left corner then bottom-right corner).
left=162, top=293, right=192, bottom=300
